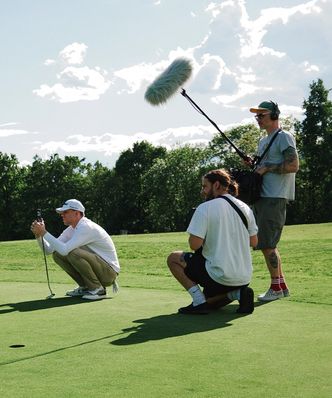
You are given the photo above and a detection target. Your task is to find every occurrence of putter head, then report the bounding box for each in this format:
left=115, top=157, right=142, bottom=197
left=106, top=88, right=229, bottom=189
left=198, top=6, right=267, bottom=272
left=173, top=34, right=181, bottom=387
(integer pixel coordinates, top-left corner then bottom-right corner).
left=46, top=293, right=55, bottom=299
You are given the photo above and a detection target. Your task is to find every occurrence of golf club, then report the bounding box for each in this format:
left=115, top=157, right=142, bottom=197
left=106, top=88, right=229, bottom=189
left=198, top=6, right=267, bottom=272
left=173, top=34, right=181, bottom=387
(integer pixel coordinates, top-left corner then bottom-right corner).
left=36, top=209, right=55, bottom=299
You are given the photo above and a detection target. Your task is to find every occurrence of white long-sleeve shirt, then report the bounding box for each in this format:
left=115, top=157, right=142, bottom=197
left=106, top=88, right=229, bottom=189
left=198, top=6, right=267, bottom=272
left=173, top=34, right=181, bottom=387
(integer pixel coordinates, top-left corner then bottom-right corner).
left=38, top=217, right=120, bottom=273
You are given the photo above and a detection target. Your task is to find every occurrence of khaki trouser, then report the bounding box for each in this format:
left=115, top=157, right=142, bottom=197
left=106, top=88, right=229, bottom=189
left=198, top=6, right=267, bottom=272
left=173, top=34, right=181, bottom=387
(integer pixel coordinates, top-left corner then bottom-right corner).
left=52, top=246, right=117, bottom=290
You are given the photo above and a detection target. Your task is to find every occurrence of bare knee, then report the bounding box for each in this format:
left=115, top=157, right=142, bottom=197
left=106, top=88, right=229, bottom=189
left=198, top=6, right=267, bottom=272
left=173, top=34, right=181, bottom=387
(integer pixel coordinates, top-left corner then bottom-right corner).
left=167, top=252, right=176, bottom=268
left=167, top=251, right=183, bottom=269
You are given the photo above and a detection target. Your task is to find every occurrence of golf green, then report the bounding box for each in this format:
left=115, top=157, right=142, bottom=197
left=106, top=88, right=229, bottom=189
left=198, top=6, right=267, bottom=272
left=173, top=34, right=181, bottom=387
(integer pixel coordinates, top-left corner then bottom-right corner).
left=0, top=282, right=331, bottom=397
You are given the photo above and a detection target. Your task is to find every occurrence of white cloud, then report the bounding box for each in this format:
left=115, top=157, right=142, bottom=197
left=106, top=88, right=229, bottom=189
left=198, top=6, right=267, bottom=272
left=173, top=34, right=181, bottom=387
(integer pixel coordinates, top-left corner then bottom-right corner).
left=44, top=59, right=55, bottom=66
left=0, top=122, right=18, bottom=128
left=209, top=0, right=322, bottom=59
left=302, top=61, right=320, bottom=72
left=238, top=1, right=322, bottom=58
left=114, top=62, right=162, bottom=94
left=212, top=82, right=264, bottom=105
left=206, top=1, right=235, bottom=19
left=34, top=42, right=111, bottom=103
left=78, top=0, right=325, bottom=106
left=191, top=53, right=228, bottom=91
left=59, top=42, right=87, bottom=65
left=113, top=0, right=290, bottom=102
left=35, top=125, right=220, bottom=161
left=191, top=0, right=327, bottom=108
left=0, top=128, right=30, bottom=138
left=280, top=105, right=303, bottom=119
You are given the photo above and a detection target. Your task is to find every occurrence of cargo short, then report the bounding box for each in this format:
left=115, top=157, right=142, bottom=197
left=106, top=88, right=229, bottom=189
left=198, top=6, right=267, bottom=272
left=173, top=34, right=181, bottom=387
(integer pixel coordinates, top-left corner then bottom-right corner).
left=253, top=197, right=287, bottom=249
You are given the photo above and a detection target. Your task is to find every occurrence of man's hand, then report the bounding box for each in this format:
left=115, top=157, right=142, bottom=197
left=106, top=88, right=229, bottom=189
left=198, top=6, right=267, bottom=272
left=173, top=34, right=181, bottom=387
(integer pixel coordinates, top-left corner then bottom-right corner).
left=31, top=220, right=46, bottom=238
left=242, top=156, right=254, bottom=168
left=255, top=165, right=269, bottom=175
left=256, top=147, right=299, bottom=175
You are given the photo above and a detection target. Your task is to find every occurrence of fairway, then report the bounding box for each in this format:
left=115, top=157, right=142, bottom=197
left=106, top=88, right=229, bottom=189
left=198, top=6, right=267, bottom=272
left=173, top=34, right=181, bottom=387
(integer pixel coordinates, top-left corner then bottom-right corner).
left=0, top=223, right=331, bottom=397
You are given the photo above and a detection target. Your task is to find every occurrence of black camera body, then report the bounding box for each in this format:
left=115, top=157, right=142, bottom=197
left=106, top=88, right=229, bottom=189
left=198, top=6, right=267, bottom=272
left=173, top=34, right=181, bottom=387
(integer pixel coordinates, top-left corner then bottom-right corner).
left=36, top=209, right=43, bottom=222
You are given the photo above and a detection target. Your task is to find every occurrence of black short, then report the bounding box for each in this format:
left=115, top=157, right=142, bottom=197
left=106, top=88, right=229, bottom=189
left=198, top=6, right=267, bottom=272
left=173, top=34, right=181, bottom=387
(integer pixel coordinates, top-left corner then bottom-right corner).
left=183, top=251, right=246, bottom=298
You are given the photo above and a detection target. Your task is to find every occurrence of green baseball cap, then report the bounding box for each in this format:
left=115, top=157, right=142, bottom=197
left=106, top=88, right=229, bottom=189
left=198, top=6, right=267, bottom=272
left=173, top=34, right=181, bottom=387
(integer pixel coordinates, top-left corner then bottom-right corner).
left=250, top=101, right=279, bottom=114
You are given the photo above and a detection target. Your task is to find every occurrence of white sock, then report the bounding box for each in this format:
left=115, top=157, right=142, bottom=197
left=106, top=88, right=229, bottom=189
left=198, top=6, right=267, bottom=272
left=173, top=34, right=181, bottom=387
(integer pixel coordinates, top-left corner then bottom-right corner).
left=227, top=289, right=241, bottom=301
left=188, top=285, right=206, bottom=306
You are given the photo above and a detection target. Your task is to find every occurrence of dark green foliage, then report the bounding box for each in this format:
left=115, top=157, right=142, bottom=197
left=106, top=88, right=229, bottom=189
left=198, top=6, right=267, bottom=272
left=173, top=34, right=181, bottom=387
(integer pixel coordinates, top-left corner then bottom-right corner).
left=209, top=123, right=262, bottom=169
left=0, top=80, right=331, bottom=239
left=0, top=153, right=26, bottom=240
left=111, top=141, right=167, bottom=233
left=141, top=145, right=214, bottom=232
left=290, top=79, right=332, bottom=224
left=20, top=154, right=92, bottom=237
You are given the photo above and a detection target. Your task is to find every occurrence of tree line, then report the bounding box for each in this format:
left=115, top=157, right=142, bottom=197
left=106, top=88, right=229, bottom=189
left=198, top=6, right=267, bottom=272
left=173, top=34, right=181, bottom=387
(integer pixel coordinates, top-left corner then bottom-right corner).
left=1, top=79, right=331, bottom=241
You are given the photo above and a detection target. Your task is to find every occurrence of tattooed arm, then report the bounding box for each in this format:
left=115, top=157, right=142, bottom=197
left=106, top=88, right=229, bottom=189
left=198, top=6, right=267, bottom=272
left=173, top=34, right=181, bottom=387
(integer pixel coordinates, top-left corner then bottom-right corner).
left=256, top=146, right=299, bottom=175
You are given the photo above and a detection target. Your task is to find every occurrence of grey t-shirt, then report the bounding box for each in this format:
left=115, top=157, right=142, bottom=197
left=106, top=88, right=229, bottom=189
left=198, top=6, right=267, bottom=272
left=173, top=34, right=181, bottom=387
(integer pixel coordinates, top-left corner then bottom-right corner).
left=257, top=129, right=297, bottom=200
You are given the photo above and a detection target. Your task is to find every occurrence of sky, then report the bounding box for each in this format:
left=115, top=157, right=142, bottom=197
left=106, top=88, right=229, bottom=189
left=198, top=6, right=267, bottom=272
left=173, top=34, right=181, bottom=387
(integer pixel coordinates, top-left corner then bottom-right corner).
left=1, top=0, right=331, bottom=167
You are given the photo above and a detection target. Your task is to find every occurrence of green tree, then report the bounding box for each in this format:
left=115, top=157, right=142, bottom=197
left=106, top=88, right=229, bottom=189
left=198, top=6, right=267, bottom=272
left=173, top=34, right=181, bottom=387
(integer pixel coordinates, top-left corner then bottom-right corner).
left=294, top=79, right=332, bottom=223
left=112, top=141, right=167, bottom=233
left=0, top=153, right=26, bottom=240
left=141, top=145, right=214, bottom=232
left=84, top=161, right=118, bottom=232
left=209, top=124, right=261, bottom=169
left=21, top=154, right=91, bottom=236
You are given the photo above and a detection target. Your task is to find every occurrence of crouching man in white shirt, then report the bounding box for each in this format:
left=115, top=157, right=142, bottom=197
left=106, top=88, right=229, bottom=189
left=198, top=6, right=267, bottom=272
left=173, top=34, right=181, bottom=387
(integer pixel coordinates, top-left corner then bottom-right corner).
left=31, top=199, right=120, bottom=300
left=167, top=169, right=258, bottom=314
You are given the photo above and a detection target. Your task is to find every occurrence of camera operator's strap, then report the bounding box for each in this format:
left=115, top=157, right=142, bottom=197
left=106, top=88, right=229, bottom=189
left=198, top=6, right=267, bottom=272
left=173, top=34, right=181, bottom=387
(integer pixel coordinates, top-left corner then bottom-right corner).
left=217, top=195, right=248, bottom=230
left=254, top=129, right=281, bottom=168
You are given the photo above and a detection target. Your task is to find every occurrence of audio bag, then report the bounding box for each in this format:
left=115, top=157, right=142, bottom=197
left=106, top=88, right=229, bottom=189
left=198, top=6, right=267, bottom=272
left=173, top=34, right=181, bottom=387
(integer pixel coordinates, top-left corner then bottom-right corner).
left=231, top=129, right=280, bottom=205
left=230, top=169, right=262, bottom=205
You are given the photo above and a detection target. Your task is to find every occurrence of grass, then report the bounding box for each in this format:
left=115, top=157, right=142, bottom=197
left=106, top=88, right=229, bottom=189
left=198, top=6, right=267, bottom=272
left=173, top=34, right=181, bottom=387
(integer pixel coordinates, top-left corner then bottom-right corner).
left=0, top=223, right=331, bottom=397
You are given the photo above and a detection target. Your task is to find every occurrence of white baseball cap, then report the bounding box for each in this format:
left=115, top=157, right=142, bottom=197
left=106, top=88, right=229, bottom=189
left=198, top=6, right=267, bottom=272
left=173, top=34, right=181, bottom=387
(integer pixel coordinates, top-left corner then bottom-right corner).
left=56, top=199, right=85, bottom=214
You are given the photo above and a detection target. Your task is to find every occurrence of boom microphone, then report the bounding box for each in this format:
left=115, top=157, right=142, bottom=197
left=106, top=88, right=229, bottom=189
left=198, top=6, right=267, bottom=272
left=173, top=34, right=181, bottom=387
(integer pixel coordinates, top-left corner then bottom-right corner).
left=145, top=58, right=193, bottom=106
left=144, top=57, right=250, bottom=163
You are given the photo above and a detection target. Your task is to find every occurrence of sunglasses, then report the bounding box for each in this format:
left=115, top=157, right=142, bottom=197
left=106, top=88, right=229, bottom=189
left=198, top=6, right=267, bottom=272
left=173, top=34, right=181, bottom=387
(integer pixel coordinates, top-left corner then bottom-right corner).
left=255, top=112, right=270, bottom=120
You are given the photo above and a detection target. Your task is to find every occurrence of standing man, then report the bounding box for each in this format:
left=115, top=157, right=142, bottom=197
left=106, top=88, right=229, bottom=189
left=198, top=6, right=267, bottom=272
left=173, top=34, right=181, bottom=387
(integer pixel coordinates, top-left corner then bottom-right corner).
left=250, top=101, right=299, bottom=302
left=31, top=199, right=120, bottom=300
left=167, top=169, right=258, bottom=315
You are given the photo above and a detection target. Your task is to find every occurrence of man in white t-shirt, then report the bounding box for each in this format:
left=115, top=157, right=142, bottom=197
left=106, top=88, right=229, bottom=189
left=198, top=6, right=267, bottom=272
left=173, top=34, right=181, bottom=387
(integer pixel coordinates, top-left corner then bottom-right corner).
left=31, top=199, right=120, bottom=300
left=167, top=169, right=258, bottom=315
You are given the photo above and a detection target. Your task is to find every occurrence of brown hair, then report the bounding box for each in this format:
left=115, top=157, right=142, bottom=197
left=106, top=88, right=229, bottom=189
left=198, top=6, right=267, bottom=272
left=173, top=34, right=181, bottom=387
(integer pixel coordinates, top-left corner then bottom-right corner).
left=204, top=169, right=239, bottom=197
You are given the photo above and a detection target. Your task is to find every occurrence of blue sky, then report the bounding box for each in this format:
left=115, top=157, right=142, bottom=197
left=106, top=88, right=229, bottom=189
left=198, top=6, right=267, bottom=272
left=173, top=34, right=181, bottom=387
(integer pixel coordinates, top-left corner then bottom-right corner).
left=1, top=0, right=331, bottom=167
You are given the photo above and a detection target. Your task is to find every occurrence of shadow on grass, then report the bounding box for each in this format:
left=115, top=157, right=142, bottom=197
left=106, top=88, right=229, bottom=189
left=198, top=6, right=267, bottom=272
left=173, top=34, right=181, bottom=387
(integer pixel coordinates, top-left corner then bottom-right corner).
left=0, top=332, right=124, bottom=367
left=111, top=303, right=263, bottom=346
left=0, top=302, right=267, bottom=366
left=0, top=297, right=96, bottom=314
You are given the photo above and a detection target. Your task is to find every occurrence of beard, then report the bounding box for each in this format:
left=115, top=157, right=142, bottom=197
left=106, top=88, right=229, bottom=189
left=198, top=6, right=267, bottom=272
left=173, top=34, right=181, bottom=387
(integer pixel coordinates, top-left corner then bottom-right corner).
left=204, top=188, right=215, bottom=201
